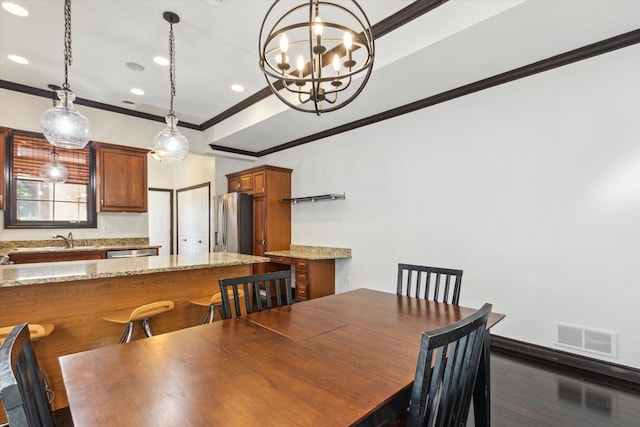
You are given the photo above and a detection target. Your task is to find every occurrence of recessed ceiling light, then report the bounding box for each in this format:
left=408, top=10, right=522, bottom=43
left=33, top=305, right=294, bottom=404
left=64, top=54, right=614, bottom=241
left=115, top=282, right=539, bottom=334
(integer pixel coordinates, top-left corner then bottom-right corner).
left=130, top=88, right=145, bottom=96
left=2, top=2, right=29, bottom=17
left=8, top=54, right=28, bottom=64
left=153, top=56, right=169, bottom=66
left=231, top=84, right=244, bottom=93
left=126, top=62, right=145, bottom=71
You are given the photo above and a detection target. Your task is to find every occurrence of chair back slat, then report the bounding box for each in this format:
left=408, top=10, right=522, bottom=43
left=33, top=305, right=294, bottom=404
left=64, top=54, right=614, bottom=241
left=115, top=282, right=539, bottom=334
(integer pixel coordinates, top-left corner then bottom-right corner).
left=407, top=303, right=492, bottom=427
left=0, top=323, right=55, bottom=427
left=219, top=271, right=292, bottom=319
left=397, top=264, right=463, bottom=304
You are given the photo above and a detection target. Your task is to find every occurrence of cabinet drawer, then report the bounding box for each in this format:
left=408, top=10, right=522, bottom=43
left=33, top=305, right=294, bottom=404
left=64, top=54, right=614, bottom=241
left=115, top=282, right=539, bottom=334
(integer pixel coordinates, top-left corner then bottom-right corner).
left=270, top=256, right=292, bottom=265
left=294, top=259, right=309, bottom=271
left=295, top=281, right=309, bottom=301
left=295, top=270, right=308, bottom=282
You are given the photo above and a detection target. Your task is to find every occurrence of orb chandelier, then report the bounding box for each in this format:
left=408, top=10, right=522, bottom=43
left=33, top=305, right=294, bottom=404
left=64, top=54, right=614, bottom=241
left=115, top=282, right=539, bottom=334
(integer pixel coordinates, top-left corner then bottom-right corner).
left=259, top=0, right=375, bottom=115
left=40, top=149, right=69, bottom=184
left=152, top=11, right=189, bottom=164
left=40, top=0, right=92, bottom=149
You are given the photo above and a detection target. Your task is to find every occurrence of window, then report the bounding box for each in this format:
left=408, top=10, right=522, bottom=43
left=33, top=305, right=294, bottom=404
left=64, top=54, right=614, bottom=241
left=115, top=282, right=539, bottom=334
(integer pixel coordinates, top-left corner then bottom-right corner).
left=4, top=130, right=96, bottom=228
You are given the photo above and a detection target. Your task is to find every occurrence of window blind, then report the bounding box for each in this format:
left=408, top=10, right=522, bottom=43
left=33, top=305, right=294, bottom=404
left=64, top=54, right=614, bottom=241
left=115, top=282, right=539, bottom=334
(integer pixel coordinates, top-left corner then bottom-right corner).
left=12, top=133, right=90, bottom=185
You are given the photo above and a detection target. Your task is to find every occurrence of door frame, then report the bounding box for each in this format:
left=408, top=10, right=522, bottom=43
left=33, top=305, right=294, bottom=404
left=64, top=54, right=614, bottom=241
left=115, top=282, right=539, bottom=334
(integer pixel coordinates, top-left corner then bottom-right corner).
left=148, top=187, right=174, bottom=255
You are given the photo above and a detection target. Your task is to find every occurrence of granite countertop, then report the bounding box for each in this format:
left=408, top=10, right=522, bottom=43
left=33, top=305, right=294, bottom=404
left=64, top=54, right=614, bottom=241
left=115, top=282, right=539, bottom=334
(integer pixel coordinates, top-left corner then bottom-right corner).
left=7, top=244, right=161, bottom=254
left=0, top=252, right=270, bottom=287
left=266, top=245, right=351, bottom=260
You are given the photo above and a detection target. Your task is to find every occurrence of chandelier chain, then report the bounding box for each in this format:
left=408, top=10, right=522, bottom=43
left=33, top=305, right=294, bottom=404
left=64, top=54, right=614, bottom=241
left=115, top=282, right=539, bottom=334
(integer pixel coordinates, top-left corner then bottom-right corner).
left=63, top=0, right=72, bottom=90
left=169, top=22, right=176, bottom=114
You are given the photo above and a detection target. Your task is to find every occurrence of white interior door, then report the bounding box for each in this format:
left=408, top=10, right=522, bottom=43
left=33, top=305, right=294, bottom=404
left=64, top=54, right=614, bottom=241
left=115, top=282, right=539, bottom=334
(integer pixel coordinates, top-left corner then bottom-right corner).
left=148, top=188, right=173, bottom=255
left=177, top=183, right=210, bottom=254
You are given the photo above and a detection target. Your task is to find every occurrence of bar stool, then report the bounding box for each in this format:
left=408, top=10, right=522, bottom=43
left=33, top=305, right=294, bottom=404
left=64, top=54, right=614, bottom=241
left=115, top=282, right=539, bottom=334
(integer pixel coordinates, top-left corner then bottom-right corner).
left=190, top=289, right=245, bottom=324
left=102, top=301, right=174, bottom=344
left=0, top=323, right=55, bottom=344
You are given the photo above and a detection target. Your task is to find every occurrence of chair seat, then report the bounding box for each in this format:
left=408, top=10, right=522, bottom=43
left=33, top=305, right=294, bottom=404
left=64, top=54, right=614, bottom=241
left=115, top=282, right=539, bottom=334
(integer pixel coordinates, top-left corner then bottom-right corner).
left=0, top=323, right=55, bottom=344
left=102, top=301, right=174, bottom=324
left=190, top=289, right=245, bottom=307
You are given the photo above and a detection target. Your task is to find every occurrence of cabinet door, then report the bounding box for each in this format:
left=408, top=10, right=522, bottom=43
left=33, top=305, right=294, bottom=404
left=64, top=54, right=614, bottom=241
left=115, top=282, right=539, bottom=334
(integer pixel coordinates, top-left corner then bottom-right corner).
left=253, top=196, right=266, bottom=256
left=240, top=173, right=253, bottom=192
left=0, top=128, right=7, bottom=210
left=228, top=175, right=241, bottom=192
left=253, top=171, right=266, bottom=197
left=96, top=143, right=148, bottom=212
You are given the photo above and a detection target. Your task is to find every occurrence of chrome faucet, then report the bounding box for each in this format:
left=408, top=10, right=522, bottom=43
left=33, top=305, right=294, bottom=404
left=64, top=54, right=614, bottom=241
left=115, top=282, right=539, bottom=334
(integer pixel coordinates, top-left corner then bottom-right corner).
left=52, top=232, right=74, bottom=248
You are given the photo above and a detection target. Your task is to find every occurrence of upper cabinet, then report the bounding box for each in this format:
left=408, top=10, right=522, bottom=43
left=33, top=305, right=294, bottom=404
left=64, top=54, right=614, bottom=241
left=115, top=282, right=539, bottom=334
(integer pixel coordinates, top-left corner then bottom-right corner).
left=94, top=142, right=148, bottom=212
left=0, top=128, right=7, bottom=211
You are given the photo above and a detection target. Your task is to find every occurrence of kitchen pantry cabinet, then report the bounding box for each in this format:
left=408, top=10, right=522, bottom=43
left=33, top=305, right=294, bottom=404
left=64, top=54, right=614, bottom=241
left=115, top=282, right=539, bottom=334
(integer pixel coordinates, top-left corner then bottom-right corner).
left=0, top=128, right=7, bottom=210
left=227, top=165, right=292, bottom=273
left=94, top=142, right=148, bottom=212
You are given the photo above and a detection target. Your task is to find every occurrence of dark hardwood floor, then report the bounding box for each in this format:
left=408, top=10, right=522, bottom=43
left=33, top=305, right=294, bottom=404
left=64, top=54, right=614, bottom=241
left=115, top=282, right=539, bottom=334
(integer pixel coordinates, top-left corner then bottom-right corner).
left=473, top=350, right=640, bottom=426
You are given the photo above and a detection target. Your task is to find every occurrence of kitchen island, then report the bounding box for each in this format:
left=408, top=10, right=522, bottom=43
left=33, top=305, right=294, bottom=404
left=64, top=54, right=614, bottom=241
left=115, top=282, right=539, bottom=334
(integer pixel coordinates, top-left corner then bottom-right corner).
left=0, top=252, right=269, bottom=413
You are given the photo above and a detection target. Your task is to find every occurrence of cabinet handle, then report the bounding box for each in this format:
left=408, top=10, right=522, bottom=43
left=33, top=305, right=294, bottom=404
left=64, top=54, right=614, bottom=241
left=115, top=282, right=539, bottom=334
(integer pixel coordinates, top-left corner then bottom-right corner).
left=197, top=240, right=202, bottom=243
left=261, top=240, right=266, bottom=245
left=182, top=239, right=187, bottom=242
left=0, top=195, right=3, bottom=204
left=101, top=199, right=104, bottom=206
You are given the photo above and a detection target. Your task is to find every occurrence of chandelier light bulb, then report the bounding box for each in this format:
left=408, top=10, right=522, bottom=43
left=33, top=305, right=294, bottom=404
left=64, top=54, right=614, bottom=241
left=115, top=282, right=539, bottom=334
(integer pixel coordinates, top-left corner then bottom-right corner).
left=343, top=31, right=353, bottom=50
left=297, top=55, right=305, bottom=72
left=313, top=16, right=323, bottom=36
left=279, top=34, right=288, bottom=53
left=332, top=54, right=340, bottom=72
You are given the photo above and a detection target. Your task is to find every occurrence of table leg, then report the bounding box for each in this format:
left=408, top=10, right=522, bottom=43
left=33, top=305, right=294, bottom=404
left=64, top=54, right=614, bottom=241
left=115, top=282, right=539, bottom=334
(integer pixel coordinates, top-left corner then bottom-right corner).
left=472, top=330, right=491, bottom=427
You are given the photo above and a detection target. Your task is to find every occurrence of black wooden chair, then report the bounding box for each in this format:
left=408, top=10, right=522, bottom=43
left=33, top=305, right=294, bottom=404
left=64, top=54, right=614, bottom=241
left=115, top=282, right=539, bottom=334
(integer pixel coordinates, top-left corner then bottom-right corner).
left=0, top=323, right=55, bottom=427
left=397, top=264, right=463, bottom=304
left=219, top=270, right=293, bottom=319
left=406, top=303, right=492, bottom=427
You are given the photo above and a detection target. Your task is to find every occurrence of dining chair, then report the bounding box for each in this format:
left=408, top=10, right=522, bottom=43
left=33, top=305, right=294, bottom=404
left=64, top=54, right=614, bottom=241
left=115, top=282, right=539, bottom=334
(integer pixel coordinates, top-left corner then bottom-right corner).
left=219, top=270, right=292, bottom=319
left=0, top=323, right=55, bottom=427
left=406, top=303, right=492, bottom=427
left=397, top=264, right=463, bottom=304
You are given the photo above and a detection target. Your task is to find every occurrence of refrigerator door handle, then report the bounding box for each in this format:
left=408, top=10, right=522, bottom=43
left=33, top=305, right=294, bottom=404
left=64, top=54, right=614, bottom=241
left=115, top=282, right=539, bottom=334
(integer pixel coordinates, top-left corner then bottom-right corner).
left=221, top=198, right=228, bottom=251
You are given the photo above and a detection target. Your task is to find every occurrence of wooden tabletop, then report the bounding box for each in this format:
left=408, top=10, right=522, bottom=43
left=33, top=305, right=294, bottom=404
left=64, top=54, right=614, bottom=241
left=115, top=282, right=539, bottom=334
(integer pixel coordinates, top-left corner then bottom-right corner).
left=60, top=289, right=504, bottom=426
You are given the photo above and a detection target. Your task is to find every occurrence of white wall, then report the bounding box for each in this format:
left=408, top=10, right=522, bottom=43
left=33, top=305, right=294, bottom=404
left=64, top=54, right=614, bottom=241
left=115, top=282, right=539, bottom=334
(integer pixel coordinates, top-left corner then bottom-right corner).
left=0, top=89, right=215, bottom=241
left=253, top=45, right=640, bottom=368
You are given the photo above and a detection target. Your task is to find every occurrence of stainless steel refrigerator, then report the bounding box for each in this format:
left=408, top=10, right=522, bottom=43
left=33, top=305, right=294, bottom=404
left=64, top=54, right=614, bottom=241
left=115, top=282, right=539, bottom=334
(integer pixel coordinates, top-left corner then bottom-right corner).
left=212, top=192, right=253, bottom=254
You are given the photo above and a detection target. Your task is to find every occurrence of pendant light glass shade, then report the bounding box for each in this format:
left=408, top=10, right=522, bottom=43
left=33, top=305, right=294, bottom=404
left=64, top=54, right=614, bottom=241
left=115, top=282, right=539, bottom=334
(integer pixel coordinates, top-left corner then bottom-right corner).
left=39, top=150, right=69, bottom=183
left=152, top=114, right=189, bottom=164
left=41, top=89, right=92, bottom=149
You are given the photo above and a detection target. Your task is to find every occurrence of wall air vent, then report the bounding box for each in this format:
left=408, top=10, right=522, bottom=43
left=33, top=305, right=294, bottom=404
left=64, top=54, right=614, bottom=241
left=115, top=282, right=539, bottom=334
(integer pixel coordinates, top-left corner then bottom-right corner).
left=555, top=323, right=617, bottom=357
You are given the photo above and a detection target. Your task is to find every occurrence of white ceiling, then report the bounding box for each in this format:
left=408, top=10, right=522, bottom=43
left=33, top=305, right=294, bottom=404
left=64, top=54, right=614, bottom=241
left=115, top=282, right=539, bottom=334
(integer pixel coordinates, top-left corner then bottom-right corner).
left=1, top=0, right=639, bottom=156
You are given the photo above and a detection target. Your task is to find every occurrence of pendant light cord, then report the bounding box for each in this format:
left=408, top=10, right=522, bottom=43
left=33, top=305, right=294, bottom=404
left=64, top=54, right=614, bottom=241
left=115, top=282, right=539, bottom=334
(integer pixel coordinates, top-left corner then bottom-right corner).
left=63, top=0, right=72, bottom=90
left=169, top=21, right=176, bottom=115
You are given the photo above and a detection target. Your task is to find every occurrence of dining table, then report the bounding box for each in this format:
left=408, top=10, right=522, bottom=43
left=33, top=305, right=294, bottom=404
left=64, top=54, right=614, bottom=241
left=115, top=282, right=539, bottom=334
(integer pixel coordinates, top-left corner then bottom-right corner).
left=59, top=288, right=504, bottom=426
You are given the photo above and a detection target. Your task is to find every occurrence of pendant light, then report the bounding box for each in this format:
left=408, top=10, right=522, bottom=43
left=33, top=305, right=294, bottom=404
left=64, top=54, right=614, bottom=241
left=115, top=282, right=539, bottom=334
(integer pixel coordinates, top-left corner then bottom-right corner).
left=258, top=0, right=375, bottom=115
left=40, top=149, right=69, bottom=183
left=40, top=0, right=92, bottom=149
left=152, top=12, right=189, bottom=164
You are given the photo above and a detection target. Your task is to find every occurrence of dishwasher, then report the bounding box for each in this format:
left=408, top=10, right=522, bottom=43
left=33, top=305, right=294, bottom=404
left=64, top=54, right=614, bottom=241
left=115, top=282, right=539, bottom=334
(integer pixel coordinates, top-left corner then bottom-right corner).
left=106, top=248, right=157, bottom=259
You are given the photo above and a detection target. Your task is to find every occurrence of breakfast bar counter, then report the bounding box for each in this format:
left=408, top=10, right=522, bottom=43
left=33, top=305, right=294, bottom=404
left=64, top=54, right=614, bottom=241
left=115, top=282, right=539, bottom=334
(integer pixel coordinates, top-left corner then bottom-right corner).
left=0, top=252, right=269, bottom=413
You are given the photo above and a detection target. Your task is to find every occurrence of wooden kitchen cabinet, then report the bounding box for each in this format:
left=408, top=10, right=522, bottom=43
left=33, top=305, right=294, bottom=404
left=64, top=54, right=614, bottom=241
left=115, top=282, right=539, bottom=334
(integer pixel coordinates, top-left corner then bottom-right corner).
left=94, top=142, right=148, bottom=212
left=9, top=250, right=106, bottom=264
left=0, top=128, right=8, bottom=210
left=227, top=165, right=292, bottom=273
left=269, top=256, right=336, bottom=301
